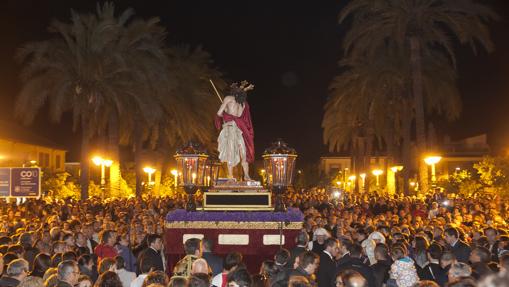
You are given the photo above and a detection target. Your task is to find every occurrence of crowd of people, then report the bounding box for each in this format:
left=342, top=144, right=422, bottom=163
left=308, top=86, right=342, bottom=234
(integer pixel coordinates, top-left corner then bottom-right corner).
left=0, top=189, right=507, bottom=287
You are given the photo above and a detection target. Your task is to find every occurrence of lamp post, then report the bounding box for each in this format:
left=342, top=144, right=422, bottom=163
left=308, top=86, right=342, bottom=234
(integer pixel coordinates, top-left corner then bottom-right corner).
left=171, top=169, right=178, bottom=190
left=263, top=139, right=297, bottom=212
left=359, top=173, right=366, bottom=191
left=174, top=142, right=208, bottom=211
left=92, top=156, right=113, bottom=200
left=424, top=156, right=442, bottom=183
left=143, top=167, right=156, bottom=186
left=348, top=175, right=356, bottom=191
left=372, top=169, right=383, bottom=187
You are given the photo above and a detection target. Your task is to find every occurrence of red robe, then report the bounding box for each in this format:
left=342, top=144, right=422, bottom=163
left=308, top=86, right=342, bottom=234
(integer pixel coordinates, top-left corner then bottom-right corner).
left=215, top=102, right=255, bottom=163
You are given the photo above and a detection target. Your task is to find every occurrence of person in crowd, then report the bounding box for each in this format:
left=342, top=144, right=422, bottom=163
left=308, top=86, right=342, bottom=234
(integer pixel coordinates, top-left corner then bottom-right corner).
left=371, top=243, right=392, bottom=287
left=94, top=231, right=118, bottom=261
left=289, top=232, right=309, bottom=269
left=30, top=254, right=51, bottom=279
left=211, top=252, right=243, bottom=287
left=172, top=238, right=202, bottom=278
left=77, top=275, right=92, bottom=287
left=469, top=247, right=494, bottom=280
left=94, top=271, right=122, bottom=287
left=0, top=259, right=30, bottom=287
left=98, top=258, right=116, bottom=275
left=137, top=234, right=163, bottom=273
left=130, top=257, right=156, bottom=287
left=18, top=276, right=43, bottom=287
left=115, top=233, right=136, bottom=273
left=335, top=269, right=368, bottom=287
left=336, top=244, right=374, bottom=287
left=201, top=238, right=223, bottom=276
left=114, top=256, right=135, bottom=287
left=56, top=260, right=80, bottom=287
left=444, top=228, right=471, bottom=264
left=389, top=246, right=419, bottom=287
left=288, top=275, right=311, bottom=287
left=226, top=268, right=251, bottom=287
left=141, top=271, right=169, bottom=287
left=447, top=262, right=472, bottom=284
left=168, top=277, right=187, bottom=287
left=191, top=259, right=211, bottom=276
left=317, top=238, right=339, bottom=287
left=77, top=255, right=97, bottom=283
left=290, top=251, right=319, bottom=285
left=309, top=228, right=330, bottom=255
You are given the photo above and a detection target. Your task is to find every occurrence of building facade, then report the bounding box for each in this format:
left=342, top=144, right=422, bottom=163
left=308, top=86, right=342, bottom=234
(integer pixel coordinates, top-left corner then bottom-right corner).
left=0, top=121, right=66, bottom=172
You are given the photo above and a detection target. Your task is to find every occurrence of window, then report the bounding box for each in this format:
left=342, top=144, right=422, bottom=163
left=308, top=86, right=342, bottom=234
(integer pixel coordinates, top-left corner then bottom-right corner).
left=39, top=153, right=44, bottom=166
left=44, top=153, right=49, bottom=167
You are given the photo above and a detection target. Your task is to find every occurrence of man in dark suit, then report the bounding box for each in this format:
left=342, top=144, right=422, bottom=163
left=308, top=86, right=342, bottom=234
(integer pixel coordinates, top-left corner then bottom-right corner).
left=419, top=243, right=446, bottom=285
left=317, top=238, right=339, bottom=287
left=371, top=243, right=392, bottom=287
left=201, top=238, right=223, bottom=276
left=82, top=222, right=98, bottom=254
left=444, top=227, right=471, bottom=263
left=336, top=236, right=353, bottom=266
left=335, top=244, right=375, bottom=287
left=289, top=231, right=309, bottom=269
left=137, top=234, right=164, bottom=273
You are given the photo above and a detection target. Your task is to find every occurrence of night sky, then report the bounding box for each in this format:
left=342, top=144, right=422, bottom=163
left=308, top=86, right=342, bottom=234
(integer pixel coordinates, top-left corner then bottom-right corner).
left=1, top=0, right=509, bottom=164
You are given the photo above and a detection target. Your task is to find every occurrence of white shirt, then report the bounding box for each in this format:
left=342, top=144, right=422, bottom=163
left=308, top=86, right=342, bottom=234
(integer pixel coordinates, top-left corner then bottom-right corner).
left=130, top=274, right=148, bottom=287
left=211, top=272, right=226, bottom=287
left=117, top=268, right=136, bottom=287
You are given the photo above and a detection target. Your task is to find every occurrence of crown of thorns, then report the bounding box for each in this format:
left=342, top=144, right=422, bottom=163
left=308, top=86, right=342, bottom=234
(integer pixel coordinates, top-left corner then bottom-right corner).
left=230, top=80, right=255, bottom=93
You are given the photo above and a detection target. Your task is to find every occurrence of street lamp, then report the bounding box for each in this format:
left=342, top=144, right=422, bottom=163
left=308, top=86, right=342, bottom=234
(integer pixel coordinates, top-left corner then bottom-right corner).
left=174, top=142, right=208, bottom=211
left=348, top=175, right=356, bottom=191
left=143, top=167, right=156, bottom=186
left=424, top=156, right=442, bottom=183
left=372, top=169, right=383, bottom=186
left=359, top=173, right=366, bottom=191
left=92, top=156, right=113, bottom=199
left=263, top=139, right=297, bottom=212
left=171, top=169, right=178, bottom=190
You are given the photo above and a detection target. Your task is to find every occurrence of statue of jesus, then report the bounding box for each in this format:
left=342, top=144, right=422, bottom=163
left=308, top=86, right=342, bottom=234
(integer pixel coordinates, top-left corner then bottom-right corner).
left=215, top=81, right=255, bottom=180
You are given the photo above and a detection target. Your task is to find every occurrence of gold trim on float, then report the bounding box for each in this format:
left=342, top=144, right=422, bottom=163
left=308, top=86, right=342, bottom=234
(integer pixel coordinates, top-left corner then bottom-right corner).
left=165, top=221, right=303, bottom=230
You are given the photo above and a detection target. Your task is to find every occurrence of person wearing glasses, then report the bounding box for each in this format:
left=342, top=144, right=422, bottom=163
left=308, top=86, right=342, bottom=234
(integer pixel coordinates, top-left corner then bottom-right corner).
left=0, top=259, right=30, bottom=287
left=56, top=260, right=80, bottom=287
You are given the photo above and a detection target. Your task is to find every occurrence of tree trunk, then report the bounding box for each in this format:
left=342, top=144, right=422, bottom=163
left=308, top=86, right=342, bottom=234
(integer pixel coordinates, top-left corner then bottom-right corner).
left=134, top=119, right=143, bottom=198
left=402, top=101, right=412, bottom=195
left=108, top=114, right=121, bottom=197
left=80, top=119, right=90, bottom=200
left=410, top=36, right=429, bottom=193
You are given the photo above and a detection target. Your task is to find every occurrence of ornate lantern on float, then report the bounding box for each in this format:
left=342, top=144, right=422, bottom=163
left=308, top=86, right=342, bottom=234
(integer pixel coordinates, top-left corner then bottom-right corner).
left=201, top=153, right=221, bottom=192
left=174, top=142, right=208, bottom=211
left=263, top=139, right=297, bottom=212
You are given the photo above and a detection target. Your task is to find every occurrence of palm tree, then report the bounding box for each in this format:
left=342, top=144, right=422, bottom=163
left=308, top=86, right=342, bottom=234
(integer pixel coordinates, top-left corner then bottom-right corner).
left=324, top=48, right=461, bottom=194
left=339, top=0, right=497, bottom=192
left=15, top=3, right=167, bottom=199
left=118, top=45, right=226, bottom=197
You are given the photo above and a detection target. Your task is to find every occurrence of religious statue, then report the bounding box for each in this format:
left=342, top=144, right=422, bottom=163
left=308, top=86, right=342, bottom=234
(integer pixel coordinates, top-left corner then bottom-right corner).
left=215, top=81, right=255, bottom=180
